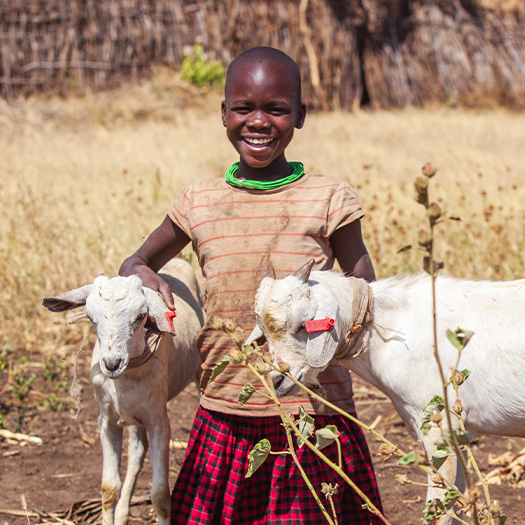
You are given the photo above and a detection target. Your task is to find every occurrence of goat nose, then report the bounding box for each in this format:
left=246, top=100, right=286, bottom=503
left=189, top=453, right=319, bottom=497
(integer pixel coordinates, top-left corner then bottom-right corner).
left=103, top=357, right=122, bottom=372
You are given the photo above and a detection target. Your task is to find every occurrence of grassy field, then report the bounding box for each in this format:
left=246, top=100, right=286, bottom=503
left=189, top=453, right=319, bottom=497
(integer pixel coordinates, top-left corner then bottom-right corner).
left=1, top=68, right=524, bottom=356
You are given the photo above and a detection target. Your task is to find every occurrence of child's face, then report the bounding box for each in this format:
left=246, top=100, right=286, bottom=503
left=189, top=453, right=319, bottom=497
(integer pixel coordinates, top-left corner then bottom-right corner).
left=221, top=60, right=306, bottom=173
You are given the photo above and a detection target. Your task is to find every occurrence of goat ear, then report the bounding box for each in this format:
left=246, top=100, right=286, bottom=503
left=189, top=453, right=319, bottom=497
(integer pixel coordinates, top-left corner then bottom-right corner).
left=294, top=259, right=315, bottom=283
left=143, top=287, right=176, bottom=334
left=245, top=325, right=266, bottom=346
left=305, top=288, right=339, bottom=368
left=42, top=285, right=93, bottom=312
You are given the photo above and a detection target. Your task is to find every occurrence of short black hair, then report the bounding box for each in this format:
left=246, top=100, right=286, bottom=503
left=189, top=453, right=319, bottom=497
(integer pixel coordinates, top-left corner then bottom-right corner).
left=225, top=47, right=302, bottom=101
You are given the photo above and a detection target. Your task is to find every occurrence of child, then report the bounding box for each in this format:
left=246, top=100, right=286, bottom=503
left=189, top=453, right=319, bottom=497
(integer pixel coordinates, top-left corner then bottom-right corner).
left=120, top=46, right=383, bottom=524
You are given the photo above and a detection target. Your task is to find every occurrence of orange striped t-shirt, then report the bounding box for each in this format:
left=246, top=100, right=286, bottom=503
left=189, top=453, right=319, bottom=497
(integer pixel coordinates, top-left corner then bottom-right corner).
left=168, top=172, right=364, bottom=416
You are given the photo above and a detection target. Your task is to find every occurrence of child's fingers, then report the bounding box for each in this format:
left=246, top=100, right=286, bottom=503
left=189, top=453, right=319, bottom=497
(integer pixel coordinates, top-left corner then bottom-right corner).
left=158, top=281, right=175, bottom=310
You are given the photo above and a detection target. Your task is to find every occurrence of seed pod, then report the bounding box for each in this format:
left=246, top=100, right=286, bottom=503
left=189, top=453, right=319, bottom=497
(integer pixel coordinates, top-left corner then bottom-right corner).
left=428, top=202, right=442, bottom=225
left=224, top=319, right=236, bottom=332
left=278, top=361, right=291, bottom=374
left=414, top=177, right=429, bottom=205
left=417, top=229, right=433, bottom=250
left=430, top=408, right=443, bottom=424
left=395, top=474, right=410, bottom=486
left=431, top=474, right=445, bottom=487
left=212, top=317, right=225, bottom=330
left=453, top=399, right=464, bottom=415
left=230, top=329, right=245, bottom=346
left=379, top=443, right=396, bottom=456
left=422, top=162, right=438, bottom=178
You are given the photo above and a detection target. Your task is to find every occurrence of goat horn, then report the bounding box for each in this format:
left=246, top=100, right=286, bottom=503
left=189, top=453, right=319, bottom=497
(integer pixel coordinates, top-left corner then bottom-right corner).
left=266, top=265, right=277, bottom=279
left=294, top=259, right=315, bottom=283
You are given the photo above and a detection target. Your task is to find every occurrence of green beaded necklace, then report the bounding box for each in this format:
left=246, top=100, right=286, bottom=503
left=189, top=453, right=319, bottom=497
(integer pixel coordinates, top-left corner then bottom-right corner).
left=224, top=161, right=305, bottom=190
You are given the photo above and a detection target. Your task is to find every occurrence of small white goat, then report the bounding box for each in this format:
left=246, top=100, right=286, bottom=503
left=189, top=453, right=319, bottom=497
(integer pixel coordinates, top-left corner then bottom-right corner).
left=43, top=258, right=204, bottom=525
left=247, top=259, right=525, bottom=523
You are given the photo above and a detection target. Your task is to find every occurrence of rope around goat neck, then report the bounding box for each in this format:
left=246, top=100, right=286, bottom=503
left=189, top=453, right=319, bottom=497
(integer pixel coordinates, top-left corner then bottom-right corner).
left=334, top=279, right=373, bottom=360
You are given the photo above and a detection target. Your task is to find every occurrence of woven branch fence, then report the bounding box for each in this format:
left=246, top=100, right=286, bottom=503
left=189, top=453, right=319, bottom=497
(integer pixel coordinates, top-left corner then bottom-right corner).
left=1, top=0, right=524, bottom=109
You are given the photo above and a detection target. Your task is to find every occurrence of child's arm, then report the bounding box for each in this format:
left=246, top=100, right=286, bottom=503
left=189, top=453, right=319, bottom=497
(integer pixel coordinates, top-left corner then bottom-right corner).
left=119, top=215, right=191, bottom=309
left=330, top=220, right=376, bottom=282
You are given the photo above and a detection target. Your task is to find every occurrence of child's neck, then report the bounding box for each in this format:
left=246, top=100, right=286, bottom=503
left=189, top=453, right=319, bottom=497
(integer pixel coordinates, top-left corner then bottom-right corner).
left=236, top=156, right=293, bottom=182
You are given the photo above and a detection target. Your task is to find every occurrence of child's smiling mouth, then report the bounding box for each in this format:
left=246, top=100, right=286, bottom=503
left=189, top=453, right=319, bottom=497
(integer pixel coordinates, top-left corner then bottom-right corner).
left=243, top=137, right=275, bottom=147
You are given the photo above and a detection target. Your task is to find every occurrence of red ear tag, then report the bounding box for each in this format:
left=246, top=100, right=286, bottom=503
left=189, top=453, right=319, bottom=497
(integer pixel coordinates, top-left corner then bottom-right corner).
left=304, top=318, right=335, bottom=333
left=166, top=311, right=177, bottom=333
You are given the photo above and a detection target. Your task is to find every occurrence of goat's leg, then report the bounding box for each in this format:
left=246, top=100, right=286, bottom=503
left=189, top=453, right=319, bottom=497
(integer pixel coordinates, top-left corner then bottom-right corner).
left=422, top=425, right=462, bottom=525
left=148, top=412, right=171, bottom=525
left=99, top=415, right=124, bottom=525
left=115, top=425, right=148, bottom=525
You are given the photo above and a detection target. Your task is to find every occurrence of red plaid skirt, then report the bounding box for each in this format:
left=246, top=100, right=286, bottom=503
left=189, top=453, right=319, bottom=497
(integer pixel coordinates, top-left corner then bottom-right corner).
left=171, top=406, right=383, bottom=524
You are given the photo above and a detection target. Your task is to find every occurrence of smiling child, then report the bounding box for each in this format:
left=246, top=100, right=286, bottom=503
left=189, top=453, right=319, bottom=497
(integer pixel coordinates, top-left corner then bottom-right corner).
left=120, top=46, right=383, bottom=524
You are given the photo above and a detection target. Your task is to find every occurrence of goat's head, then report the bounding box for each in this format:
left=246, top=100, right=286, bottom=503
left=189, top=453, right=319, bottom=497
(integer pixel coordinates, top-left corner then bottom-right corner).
left=43, top=275, right=175, bottom=378
left=246, top=259, right=340, bottom=396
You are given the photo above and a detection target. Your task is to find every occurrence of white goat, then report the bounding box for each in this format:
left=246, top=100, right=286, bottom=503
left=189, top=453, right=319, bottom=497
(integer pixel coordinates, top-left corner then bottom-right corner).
left=43, top=258, right=204, bottom=525
left=246, top=259, right=525, bottom=523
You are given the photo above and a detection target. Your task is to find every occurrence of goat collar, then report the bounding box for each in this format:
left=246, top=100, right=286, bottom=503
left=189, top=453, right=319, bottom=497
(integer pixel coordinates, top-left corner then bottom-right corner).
left=334, top=279, right=374, bottom=360
left=127, top=330, right=162, bottom=369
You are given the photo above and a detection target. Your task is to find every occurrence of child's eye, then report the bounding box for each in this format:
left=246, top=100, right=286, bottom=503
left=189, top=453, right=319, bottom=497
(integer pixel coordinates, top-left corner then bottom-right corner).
left=232, top=106, right=251, bottom=114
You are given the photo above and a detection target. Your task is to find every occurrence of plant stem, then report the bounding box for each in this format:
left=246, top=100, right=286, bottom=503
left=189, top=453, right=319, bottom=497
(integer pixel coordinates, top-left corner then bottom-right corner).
left=255, top=368, right=336, bottom=525
left=428, top=218, right=480, bottom=525
left=252, top=364, right=392, bottom=525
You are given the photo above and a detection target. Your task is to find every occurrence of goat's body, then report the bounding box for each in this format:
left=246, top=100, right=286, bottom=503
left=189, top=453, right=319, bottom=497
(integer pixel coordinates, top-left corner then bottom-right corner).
left=44, top=258, right=204, bottom=525
left=335, top=273, right=525, bottom=439
left=249, top=265, right=525, bottom=524
left=92, top=259, right=203, bottom=525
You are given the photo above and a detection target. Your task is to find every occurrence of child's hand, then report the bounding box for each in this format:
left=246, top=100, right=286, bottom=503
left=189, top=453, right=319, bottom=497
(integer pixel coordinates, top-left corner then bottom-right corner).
left=119, top=216, right=191, bottom=311
left=134, top=267, right=175, bottom=310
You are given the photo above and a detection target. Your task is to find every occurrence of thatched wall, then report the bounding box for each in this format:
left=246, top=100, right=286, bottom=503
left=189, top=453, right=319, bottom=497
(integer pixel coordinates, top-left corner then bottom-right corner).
left=1, top=0, right=524, bottom=108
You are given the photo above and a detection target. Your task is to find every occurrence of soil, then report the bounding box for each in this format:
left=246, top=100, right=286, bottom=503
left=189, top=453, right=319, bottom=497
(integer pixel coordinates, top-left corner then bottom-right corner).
left=1, top=350, right=523, bottom=525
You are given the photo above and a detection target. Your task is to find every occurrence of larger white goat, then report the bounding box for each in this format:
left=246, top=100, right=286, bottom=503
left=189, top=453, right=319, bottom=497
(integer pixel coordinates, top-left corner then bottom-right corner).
left=43, top=258, right=204, bottom=525
left=247, top=259, right=525, bottom=523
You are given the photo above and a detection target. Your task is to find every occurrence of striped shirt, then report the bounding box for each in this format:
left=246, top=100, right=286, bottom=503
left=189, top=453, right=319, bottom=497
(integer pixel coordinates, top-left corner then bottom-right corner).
left=168, top=172, right=364, bottom=416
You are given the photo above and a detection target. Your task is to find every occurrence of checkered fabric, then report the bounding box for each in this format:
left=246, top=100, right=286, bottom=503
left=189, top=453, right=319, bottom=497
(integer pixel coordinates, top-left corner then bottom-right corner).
left=171, top=406, right=383, bottom=524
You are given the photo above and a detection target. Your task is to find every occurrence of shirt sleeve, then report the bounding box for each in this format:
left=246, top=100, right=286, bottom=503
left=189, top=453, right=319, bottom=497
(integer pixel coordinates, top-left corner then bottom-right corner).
left=167, top=185, right=193, bottom=239
left=325, top=180, right=364, bottom=237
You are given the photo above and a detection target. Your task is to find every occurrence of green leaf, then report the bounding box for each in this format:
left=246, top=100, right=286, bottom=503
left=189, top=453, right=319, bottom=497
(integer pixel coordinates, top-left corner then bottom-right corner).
left=246, top=439, right=271, bottom=478
left=398, top=451, right=417, bottom=466
left=442, top=489, right=461, bottom=509
left=397, top=244, right=412, bottom=253
left=434, top=434, right=449, bottom=449
left=238, top=383, right=256, bottom=407
left=398, top=450, right=427, bottom=466
left=315, top=425, right=340, bottom=451
left=297, top=406, right=315, bottom=449
left=207, top=356, right=230, bottom=386
left=421, top=395, right=445, bottom=429
left=448, top=213, right=461, bottom=221
left=453, top=428, right=472, bottom=446
left=447, top=328, right=475, bottom=351
left=431, top=448, right=449, bottom=470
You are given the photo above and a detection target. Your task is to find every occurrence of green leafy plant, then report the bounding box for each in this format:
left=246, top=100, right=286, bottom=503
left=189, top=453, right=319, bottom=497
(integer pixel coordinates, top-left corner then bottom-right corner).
left=181, top=44, right=225, bottom=88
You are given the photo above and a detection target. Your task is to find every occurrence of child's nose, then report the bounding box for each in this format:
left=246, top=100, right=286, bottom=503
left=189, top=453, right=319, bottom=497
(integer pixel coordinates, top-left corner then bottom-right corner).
left=247, top=110, right=269, bottom=129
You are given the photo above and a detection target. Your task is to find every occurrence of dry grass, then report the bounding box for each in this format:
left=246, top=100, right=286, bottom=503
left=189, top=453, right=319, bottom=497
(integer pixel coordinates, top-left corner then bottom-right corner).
left=1, top=68, right=524, bottom=353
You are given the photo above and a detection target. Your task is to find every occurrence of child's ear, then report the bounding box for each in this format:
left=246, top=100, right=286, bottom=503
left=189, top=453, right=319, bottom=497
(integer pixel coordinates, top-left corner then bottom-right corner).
left=295, top=102, right=306, bottom=129
left=221, top=100, right=227, bottom=127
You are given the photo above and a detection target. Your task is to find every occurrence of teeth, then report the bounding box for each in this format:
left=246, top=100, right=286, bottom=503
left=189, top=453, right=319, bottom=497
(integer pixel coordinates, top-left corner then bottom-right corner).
left=245, top=137, right=273, bottom=145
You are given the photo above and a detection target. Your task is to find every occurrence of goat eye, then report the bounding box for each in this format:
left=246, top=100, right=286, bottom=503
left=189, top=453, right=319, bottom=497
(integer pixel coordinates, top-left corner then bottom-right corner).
left=134, top=314, right=147, bottom=324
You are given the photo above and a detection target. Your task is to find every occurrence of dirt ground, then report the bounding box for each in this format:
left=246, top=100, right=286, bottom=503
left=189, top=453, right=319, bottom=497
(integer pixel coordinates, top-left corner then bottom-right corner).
left=1, top=350, right=524, bottom=525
